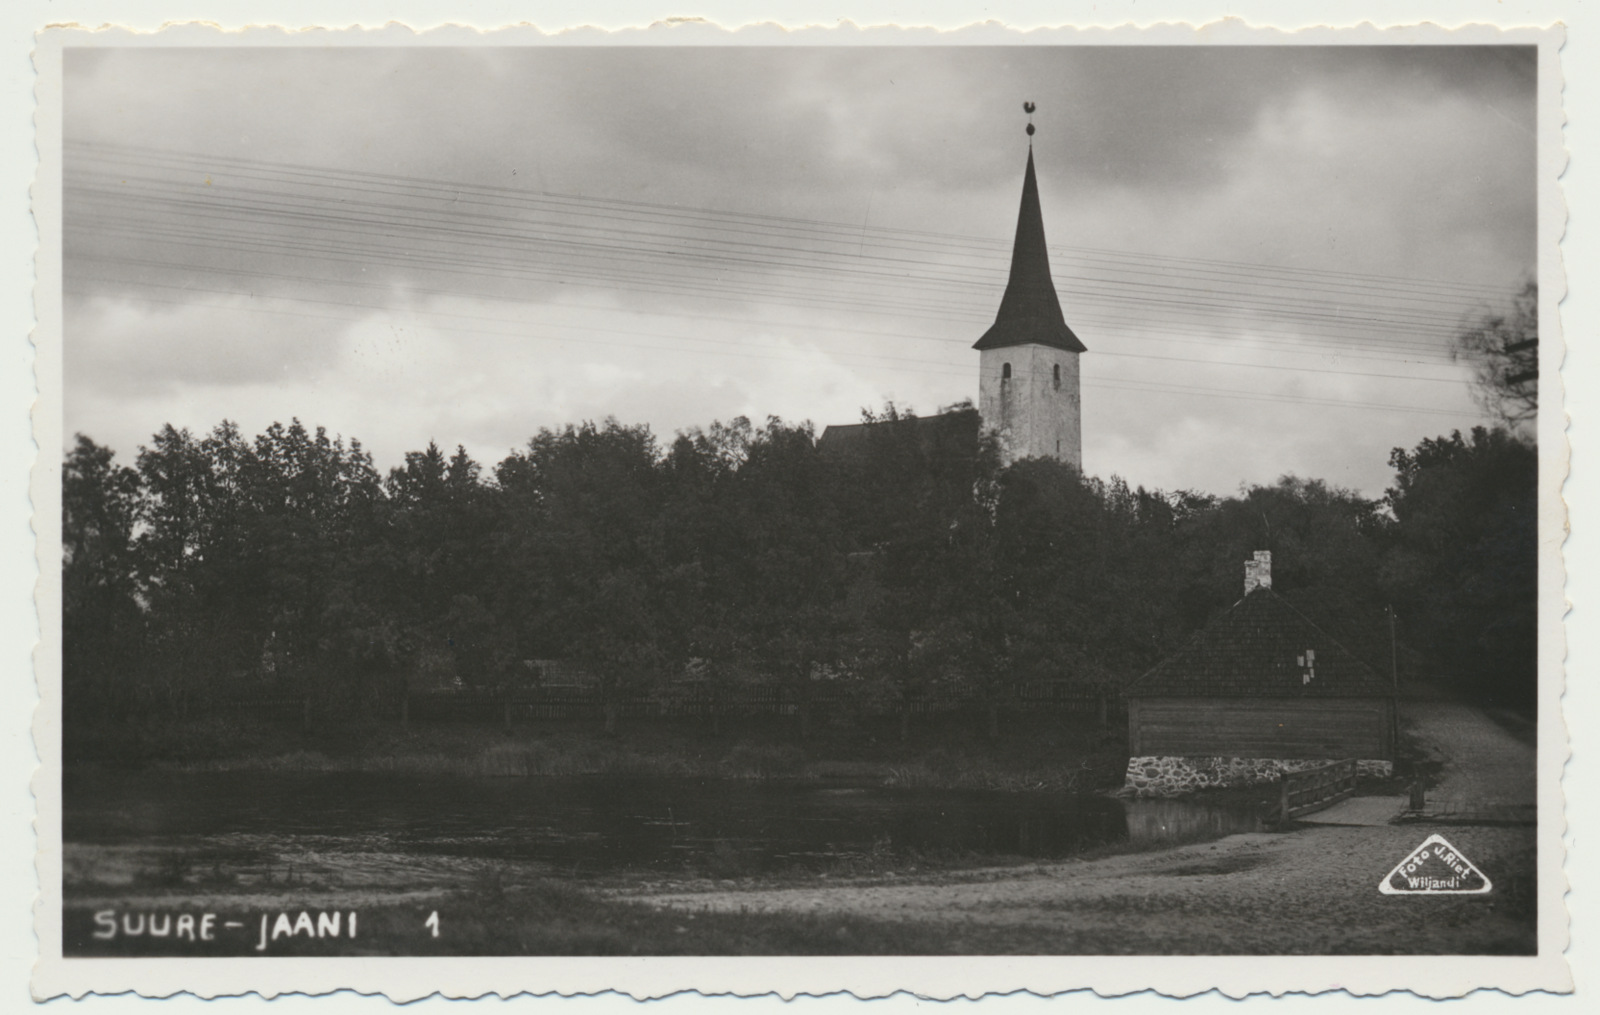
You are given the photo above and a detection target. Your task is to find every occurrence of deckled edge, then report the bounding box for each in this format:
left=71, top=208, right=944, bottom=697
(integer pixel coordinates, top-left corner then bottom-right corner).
left=26, top=16, right=1575, bottom=1003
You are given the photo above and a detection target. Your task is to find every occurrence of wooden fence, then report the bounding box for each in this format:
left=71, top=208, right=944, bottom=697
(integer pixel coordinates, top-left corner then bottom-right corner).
left=212, top=695, right=310, bottom=723
left=1277, top=759, right=1358, bottom=821
left=211, top=681, right=1124, bottom=726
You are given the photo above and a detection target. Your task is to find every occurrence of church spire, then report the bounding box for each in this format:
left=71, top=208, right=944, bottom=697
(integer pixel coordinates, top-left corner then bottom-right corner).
left=972, top=117, right=1087, bottom=354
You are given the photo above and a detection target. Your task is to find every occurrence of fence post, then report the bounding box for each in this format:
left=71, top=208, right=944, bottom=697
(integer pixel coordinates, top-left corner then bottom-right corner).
left=1279, top=773, right=1290, bottom=822
left=503, top=699, right=511, bottom=732
left=302, top=695, right=311, bottom=733
left=401, top=692, right=409, bottom=730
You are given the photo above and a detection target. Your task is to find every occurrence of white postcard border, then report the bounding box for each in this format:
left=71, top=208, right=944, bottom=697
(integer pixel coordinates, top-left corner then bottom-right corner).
left=28, top=17, right=1573, bottom=1000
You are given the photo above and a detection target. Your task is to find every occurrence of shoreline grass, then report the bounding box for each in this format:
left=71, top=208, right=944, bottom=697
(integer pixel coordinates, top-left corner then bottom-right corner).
left=66, top=712, right=1133, bottom=792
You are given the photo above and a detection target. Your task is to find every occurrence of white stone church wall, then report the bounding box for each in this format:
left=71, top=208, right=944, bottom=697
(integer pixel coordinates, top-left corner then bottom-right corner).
left=978, top=343, right=1081, bottom=469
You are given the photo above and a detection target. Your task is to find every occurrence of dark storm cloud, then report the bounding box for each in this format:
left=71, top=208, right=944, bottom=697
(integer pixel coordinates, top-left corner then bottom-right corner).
left=66, top=45, right=1535, bottom=201
left=61, top=43, right=1535, bottom=495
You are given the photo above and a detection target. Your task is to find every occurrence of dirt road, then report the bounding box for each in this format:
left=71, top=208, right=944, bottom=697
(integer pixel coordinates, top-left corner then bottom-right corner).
left=1404, top=701, right=1537, bottom=823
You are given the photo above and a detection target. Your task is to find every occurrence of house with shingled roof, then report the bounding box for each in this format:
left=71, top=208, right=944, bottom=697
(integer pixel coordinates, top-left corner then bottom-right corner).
left=1122, top=551, right=1397, bottom=797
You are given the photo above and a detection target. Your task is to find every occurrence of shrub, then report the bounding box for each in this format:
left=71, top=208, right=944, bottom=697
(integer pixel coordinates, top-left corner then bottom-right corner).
left=722, top=742, right=807, bottom=778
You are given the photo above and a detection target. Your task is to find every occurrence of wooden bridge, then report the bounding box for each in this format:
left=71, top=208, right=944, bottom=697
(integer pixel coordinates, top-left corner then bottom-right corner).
left=1276, top=760, right=1358, bottom=821
left=1272, top=760, right=1407, bottom=826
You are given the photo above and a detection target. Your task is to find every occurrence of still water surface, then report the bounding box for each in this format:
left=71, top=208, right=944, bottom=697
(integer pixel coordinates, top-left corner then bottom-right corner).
left=64, top=770, right=1265, bottom=885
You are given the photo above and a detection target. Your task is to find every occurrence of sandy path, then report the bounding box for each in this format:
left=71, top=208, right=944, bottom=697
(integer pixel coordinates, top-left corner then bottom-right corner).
left=628, top=824, right=1537, bottom=953
left=1404, top=702, right=1536, bottom=820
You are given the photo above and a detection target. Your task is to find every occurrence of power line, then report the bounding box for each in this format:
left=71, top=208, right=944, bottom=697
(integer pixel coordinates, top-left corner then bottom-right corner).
left=65, top=167, right=1485, bottom=335
left=66, top=159, right=1494, bottom=316
left=66, top=209, right=1470, bottom=356
left=69, top=271, right=1474, bottom=389
left=62, top=144, right=1484, bottom=331
left=72, top=251, right=1460, bottom=369
left=66, top=211, right=1469, bottom=354
left=64, top=146, right=1504, bottom=326
left=69, top=230, right=1464, bottom=368
left=67, top=139, right=1507, bottom=299
left=65, top=286, right=1475, bottom=420
left=59, top=140, right=1506, bottom=424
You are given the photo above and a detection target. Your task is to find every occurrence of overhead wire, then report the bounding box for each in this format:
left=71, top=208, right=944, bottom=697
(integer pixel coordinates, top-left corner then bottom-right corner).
left=65, top=286, right=1470, bottom=420
left=66, top=159, right=1491, bottom=317
left=60, top=140, right=1510, bottom=422
left=70, top=251, right=1460, bottom=370
left=68, top=220, right=1465, bottom=376
left=66, top=139, right=1502, bottom=299
left=65, top=209, right=1470, bottom=354
left=68, top=272, right=1473, bottom=388
left=64, top=145, right=1501, bottom=323
left=64, top=167, right=1483, bottom=335
left=65, top=150, right=1489, bottom=347
left=68, top=193, right=1478, bottom=352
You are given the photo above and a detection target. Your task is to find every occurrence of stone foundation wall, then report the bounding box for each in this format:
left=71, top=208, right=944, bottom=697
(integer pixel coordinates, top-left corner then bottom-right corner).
left=1122, top=755, right=1394, bottom=797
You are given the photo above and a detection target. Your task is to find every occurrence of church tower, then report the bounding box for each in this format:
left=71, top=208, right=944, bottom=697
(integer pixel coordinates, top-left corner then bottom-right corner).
left=974, top=120, right=1085, bottom=470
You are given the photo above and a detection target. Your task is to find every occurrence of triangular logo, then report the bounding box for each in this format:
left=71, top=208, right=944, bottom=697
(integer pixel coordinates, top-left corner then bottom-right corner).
left=1379, top=833, right=1492, bottom=894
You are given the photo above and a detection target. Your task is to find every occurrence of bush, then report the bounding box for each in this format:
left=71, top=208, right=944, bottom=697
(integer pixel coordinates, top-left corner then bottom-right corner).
left=722, top=742, right=808, bottom=778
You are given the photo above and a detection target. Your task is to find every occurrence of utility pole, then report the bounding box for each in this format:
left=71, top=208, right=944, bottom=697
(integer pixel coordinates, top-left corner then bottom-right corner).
left=1387, top=604, right=1401, bottom=756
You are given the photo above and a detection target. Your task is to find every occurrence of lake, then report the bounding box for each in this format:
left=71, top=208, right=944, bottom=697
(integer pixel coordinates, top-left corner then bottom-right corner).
left=62, top=769, right=1267, bottom=896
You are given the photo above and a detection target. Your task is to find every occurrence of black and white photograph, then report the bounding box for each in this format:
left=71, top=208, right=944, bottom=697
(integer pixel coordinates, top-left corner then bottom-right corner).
left=29, top=20, right=1570, bottom=998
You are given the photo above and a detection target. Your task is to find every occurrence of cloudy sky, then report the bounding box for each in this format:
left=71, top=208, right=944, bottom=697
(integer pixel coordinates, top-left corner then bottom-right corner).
left=62, top=44, right=1536, bottom=497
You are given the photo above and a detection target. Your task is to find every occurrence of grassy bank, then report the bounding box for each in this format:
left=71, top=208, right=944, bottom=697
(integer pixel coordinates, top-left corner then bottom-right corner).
left=64, top=820, right=1538, bottom=957
left=65, top=710, right=1131, bottom=792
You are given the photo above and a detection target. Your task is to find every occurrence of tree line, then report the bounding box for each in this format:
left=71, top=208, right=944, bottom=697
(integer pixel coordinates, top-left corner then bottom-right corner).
left=61, top=402, right=1538, bottom=735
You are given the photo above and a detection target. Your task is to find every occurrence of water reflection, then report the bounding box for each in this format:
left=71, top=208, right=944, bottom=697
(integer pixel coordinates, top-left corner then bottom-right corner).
left=63, top=770, right=1263, bottom=881
left=1124, top=797, right=1265, bottom=845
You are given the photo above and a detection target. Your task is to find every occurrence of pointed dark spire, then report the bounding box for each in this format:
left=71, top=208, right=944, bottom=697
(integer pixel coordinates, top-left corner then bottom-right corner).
left=972, top=145, right=1087, bottom=353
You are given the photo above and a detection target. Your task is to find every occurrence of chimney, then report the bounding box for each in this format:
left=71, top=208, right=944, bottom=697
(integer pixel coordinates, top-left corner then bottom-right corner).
left=1244, top=550, right=1272, bottom=596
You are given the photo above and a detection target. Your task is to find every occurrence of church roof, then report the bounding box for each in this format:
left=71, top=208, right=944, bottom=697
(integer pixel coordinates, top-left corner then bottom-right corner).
left=1123, top=587, right=1395, bottom=699
left=817, top=407, right=980, bottom=460
left=972, top=147, right=1088, bottom=354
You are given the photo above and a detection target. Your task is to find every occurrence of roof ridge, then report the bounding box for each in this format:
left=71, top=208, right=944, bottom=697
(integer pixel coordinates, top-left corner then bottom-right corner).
left=1124, top=586, right=1394, bottom=698
left=1122, top=592, right=1251, bottom=693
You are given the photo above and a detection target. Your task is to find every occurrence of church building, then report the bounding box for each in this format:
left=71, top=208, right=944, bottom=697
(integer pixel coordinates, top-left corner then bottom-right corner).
left=820, top=121, right=1087, bottom=469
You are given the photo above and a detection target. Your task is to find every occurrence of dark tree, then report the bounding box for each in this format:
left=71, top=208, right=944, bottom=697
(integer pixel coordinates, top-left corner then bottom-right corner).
left=62, top=435, right=145, bottom=716
left=62, top=394, right=1542, bottom=747
left=1382, top=427, right=1538, bottom=708
left=1453, top=279, right=1539, bottom=436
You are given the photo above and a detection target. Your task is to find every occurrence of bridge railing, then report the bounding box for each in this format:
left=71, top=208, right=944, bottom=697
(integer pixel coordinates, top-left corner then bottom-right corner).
left=1277, top=759, right=1358, bottom=821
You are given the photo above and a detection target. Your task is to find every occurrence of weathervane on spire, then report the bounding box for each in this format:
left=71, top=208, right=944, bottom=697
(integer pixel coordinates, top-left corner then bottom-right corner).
left=1023, top=101, right=1036, bottom=138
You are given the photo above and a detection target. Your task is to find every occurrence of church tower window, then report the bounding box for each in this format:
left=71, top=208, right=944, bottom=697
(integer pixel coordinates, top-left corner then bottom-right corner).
left=1053, top=363, right=1061, bottom=389
left=1001, top=363, right=1011, bottom=380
